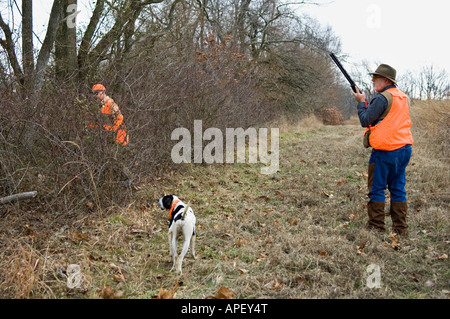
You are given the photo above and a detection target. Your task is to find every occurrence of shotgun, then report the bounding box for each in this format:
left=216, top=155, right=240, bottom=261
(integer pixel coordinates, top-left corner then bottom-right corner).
left=329, top=53, right=359, bottom=94
left=330, top=53, right=368, bottom=106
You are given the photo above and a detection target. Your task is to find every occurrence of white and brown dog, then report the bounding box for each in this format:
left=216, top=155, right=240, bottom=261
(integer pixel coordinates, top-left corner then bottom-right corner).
left=157, top=195, right=196, bottom=275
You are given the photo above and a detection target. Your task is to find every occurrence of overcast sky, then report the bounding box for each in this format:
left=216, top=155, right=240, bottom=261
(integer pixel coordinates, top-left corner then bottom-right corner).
left=297, top=0, right=450, bottom=76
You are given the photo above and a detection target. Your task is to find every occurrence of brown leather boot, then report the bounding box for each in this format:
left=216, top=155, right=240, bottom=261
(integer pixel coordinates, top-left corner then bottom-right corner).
left=390, top=201, right=408, bottom=236
left=366, top=201, right=386, bottom=232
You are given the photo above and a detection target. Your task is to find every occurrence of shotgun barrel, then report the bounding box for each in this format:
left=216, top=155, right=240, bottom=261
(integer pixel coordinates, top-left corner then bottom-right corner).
left=330, top=53, right=358, bottom=93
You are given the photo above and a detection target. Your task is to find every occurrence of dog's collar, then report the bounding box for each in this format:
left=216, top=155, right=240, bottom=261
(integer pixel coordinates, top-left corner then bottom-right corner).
left=169, top=199, right=181, bottom=218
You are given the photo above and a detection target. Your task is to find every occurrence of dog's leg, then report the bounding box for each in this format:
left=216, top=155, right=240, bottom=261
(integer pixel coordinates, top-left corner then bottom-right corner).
left=176, top=231, right=192, bottom=275
left=190, top=232, right=196, bottom=259
left=170, top=230, right=178, bottom=272
left=168, top=232, right=173, bottom=257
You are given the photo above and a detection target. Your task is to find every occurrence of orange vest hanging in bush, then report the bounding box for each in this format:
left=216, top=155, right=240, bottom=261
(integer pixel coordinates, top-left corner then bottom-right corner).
left=365, top=87, right=413, bottom=151
left=101, top=98, right=129, bottom=146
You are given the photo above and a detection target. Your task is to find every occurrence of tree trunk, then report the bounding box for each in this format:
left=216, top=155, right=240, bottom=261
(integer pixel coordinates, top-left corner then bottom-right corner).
left=22, top=0, right=34, bottom=97
left=34, top=0, right=63, bottom=95
left=55, top=0, right=78, bottom=83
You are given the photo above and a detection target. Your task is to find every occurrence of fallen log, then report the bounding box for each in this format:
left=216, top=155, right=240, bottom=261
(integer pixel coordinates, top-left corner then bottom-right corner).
left=0, top=191, right=37, bottom=205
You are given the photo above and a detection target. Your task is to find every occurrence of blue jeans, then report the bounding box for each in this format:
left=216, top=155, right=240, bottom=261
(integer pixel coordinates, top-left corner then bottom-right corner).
left=368, top=144, right=412, bottom=202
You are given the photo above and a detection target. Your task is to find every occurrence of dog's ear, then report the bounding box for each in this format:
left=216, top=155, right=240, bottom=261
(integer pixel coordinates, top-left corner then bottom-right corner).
left=162, top=195, right=174, bottom=209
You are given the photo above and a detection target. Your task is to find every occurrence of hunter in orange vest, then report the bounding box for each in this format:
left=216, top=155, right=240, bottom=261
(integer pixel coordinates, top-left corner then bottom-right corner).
left=353, top=64, right=413, bottom=236
left=91, top=84, right=129, bottom=146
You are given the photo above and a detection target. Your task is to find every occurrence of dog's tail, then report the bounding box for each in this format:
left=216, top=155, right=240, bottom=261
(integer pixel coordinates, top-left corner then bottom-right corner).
left=181, top=202, right=191, bottom=221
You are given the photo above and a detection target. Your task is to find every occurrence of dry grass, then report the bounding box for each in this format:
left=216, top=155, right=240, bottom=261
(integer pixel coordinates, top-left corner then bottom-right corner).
left=0, top=100, right=448, bottom=299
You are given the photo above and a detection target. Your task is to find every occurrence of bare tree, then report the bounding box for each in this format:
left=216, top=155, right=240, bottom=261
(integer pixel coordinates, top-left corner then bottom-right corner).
left=0, top=0, right=63, bottom=97
left=417, top=65, right=449, bottom=100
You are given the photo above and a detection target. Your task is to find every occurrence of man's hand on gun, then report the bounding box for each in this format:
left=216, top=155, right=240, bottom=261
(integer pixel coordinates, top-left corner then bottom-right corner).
left=352, top=87, right=366, bottom=103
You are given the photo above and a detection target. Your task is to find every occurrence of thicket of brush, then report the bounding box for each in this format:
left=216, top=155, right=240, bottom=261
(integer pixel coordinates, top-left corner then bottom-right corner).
left=0, top=4, right=349, bottom=219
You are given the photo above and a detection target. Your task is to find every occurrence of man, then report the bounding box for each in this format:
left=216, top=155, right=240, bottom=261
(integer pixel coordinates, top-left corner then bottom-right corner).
left=91, top=84, right=129, bottom=146
left=353, top=64, right=413, bottom=235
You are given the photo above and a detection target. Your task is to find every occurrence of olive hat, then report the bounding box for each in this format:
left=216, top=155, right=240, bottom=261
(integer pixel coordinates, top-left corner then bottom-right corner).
left=370, top=64, right=397, bottom=84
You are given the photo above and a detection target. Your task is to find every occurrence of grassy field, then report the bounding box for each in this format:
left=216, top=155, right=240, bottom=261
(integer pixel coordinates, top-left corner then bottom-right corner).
left=0, top=101, right=448, bottom=299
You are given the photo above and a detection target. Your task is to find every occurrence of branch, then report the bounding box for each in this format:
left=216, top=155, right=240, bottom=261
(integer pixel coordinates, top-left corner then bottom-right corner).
left=137, top=0, right=182, bottom=44
left=0, top=12, right=24, bottom=80
left=0, top=191, right=37, bottom=205
left=34, top=0, right=64, bottom=94
left=78, top=0, right=105, bottom=70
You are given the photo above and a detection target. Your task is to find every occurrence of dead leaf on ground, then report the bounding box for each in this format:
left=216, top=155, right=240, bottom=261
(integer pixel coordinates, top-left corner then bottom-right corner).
left=109, top=263, right=124, bottom=273
left=155, top=282, right=180, bottom=299
left=97, top=286, right=123, bottom=299
left=264, top=279, right=285, bottom=290
left=357, top=243, right=367, bottom=257
left=214, top=286, right=235, bottom=299
left=322, top=190, right=334, bottom=198
left=72, top=231, right=89, bottom=242
left=109, top=263, right=126, bottom=282
left=112, top=273, right=126, bottom=283
left=24, top=224, right=37, bottom=237
left=348, top=212, right=357, bottom=220
left=384, top=232, right=401, bottom=250
left=256, top=252, right=268, bottom=262
left=129, top=226, right=148, bottom=235
left=238, top=268, right=248, bottom=275
left=235, top=237, right=247, bottom=247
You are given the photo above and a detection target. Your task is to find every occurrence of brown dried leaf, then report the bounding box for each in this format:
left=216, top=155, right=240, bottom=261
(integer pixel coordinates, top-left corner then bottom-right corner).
left=238, top=268, right=248, bottom=275
left=98, top=286, right=123, bottom=299
left=384, top=232, right=401, bottom=250
left=156, top=282, right=180, bottom=299
left=357, top=243, right=367, bottom=257
left=72, top=231, right=89, bottom=242
left=235, top=237, right=247, bottom=247
left=214, top=286, right=235, bottom=299
left=322, top=190, right=334, bottom=198
left=264, top=279, right=284, bottom=290
left=112, top=273, right=126, bottom=283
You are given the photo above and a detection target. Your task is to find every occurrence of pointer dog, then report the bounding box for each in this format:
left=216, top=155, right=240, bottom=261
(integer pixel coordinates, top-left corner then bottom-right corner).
left=157, top=195, right=196, bottom=275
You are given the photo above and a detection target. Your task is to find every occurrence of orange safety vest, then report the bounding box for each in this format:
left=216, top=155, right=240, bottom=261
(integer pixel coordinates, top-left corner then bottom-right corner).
left=101, top=98, right=129, bottom=146
left=364, top=87, right=413, bottom=151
